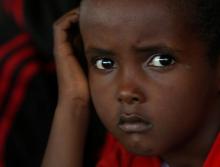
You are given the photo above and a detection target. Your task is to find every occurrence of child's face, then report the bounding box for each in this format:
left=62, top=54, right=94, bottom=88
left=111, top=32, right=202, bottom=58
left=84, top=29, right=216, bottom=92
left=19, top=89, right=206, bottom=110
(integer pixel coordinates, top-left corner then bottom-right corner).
left=80, top=0, right=220, bottom=155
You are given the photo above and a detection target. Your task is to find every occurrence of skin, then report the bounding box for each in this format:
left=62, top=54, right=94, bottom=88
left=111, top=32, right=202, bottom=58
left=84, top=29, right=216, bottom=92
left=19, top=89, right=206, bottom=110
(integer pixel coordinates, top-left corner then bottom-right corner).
left=42, top=10, right=90, bottom=167
left=80, top=0, right=220, bottom=166
left=42, top=0, right=220, bottom=167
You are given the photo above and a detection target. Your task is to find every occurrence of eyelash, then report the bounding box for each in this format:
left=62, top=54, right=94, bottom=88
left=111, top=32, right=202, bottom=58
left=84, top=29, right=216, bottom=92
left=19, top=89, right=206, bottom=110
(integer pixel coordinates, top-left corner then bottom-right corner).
left=91, top=53, right=176, bottom=71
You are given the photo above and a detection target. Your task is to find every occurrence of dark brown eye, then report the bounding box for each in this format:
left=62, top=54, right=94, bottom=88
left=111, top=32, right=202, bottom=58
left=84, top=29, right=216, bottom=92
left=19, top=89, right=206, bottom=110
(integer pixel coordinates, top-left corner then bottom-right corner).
left=95, top=58, right=116, bottom=70
left=148, top=54, right=175, bottom=67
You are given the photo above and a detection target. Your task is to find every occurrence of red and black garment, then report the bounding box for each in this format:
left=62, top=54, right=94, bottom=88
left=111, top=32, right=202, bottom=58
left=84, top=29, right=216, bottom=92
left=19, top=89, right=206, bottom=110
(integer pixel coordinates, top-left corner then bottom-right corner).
left=0, top=0, right=69, bottom=166
left=97, top=133, right=220, bottom=167
left=0, top=0, right=105, bottom=166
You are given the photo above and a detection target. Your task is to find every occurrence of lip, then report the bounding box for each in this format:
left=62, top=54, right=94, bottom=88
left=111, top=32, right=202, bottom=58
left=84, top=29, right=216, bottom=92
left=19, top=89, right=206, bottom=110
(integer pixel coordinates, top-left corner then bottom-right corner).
left=117, top=114, right=153, bottom=133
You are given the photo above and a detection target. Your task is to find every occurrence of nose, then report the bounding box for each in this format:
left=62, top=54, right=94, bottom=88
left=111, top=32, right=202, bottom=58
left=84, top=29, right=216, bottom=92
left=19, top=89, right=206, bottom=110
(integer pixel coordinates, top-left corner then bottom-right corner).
left=117, top=85, right=146, bottom=105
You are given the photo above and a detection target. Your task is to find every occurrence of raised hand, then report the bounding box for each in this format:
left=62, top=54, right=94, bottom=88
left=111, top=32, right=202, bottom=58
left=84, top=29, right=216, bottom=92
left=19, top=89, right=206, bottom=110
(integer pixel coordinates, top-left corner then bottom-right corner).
left=54, top=9, right=89, bottom=106
left=42, top=9, right=89, bottom=167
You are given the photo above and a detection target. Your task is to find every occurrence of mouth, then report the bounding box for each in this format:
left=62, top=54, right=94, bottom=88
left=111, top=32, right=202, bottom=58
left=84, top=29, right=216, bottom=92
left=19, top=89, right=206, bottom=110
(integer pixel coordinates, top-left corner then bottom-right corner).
left=117, top=114, right=153, bottom=133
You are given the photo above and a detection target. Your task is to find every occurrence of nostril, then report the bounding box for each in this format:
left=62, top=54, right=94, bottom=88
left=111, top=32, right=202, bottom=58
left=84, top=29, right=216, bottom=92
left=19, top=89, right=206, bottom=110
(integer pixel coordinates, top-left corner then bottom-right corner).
left=118, top=97, right=122, bottom=102
left=118, top=94, right=140, bottom=104
left=132, top=97, right=139, bottom=102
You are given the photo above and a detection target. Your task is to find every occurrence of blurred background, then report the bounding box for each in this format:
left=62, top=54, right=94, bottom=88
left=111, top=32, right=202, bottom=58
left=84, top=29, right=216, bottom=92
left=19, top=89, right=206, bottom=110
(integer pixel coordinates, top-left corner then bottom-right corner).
left=0, top=0, right=101, bottom=166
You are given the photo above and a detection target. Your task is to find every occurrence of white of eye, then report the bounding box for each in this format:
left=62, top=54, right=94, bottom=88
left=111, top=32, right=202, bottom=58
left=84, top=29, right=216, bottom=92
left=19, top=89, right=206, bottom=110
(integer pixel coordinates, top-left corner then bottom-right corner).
left=95, top=58, right=115, bottom=70
left=96, top=59, right=105, bottom=69
left=149, top=55, right=175, bottom=67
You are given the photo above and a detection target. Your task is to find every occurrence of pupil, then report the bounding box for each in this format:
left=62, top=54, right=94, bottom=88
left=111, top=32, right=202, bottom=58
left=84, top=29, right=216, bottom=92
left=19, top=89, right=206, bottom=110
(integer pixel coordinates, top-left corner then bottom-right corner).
left=159, top=55, right=172, bottom=66
left=102, top=59, right=113, bottom=69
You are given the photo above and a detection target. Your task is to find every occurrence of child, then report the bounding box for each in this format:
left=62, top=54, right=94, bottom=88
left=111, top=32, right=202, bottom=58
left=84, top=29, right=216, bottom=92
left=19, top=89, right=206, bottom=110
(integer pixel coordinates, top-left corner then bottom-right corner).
left=42, top=0, right=220, bottom=166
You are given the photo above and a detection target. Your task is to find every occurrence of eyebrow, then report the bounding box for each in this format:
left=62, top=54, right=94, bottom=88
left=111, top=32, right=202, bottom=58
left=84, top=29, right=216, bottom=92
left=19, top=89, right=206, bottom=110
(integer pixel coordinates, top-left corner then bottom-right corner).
left=85, top=48, right=115, bottom=57
left=85, top=44, right=182, bottom=58
left=134, top=44, right=182, bottom=54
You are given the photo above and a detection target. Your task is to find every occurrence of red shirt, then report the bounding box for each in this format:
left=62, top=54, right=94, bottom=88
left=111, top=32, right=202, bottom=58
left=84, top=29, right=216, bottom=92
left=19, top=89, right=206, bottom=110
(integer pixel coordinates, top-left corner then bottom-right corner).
left=97, top=133, right=220, bottom=167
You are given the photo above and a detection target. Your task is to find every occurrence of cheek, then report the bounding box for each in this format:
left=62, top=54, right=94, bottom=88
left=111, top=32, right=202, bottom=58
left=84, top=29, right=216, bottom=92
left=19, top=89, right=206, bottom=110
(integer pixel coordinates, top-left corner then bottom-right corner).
left=89, top=75, right=118, bottom=131
left=148, top=73, right=215, bottom=151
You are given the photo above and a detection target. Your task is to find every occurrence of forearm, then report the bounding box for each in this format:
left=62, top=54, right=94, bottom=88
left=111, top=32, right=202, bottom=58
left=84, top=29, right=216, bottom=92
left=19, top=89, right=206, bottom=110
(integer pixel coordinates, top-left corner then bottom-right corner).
left=42, top=100, right=89, bottom=167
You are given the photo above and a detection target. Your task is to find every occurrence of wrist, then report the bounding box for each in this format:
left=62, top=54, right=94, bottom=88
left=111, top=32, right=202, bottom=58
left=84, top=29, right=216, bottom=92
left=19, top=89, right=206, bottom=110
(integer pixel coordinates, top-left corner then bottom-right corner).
left=56, top=98, right=89, bottom=119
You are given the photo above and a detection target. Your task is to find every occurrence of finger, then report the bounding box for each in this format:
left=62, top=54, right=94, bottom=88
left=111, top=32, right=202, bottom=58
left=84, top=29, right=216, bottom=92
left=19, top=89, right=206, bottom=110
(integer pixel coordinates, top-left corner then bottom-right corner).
left=53, top=9, right=79, bottom=56
left=53, top=9, right=89, bottom=101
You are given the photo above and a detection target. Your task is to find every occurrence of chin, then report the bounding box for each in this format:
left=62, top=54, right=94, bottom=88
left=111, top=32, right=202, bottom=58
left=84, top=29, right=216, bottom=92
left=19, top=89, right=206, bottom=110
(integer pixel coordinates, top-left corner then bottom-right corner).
left=124, top=141, right=156, bottom=156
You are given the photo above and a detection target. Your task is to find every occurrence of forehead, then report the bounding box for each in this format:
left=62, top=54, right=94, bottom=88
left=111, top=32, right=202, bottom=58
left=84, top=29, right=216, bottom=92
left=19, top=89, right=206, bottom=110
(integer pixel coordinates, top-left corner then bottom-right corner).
left=80, top=0, right=179, bottom=35
left=79, top=0, right=189, bottom=49
left=80, top=0, right=173, bottom=27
